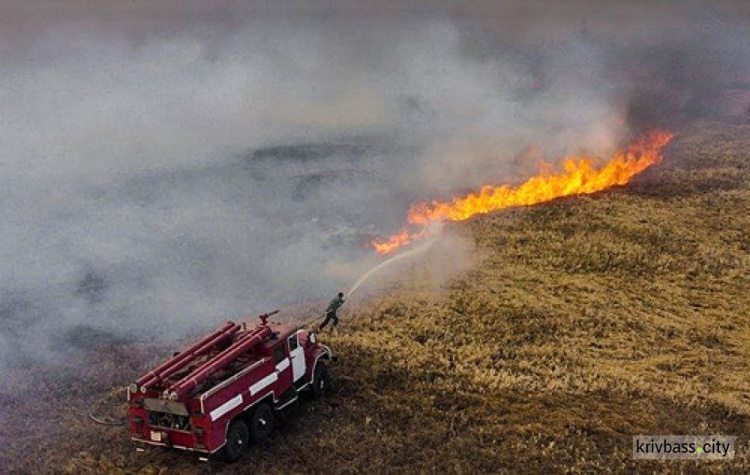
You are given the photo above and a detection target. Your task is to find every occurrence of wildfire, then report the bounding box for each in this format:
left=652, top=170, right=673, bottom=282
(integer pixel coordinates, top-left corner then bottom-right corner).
left=371, top=130, right=674, bottom=255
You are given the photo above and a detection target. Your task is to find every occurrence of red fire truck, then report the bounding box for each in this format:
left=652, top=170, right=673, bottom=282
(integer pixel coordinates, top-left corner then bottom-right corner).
left=126, top=311, right=335, bottom=462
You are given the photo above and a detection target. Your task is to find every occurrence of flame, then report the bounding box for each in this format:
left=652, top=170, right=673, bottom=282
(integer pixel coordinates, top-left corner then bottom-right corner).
left=371, top=130, right=674, bottom=254
left=371, top=228, right=420, bottom=255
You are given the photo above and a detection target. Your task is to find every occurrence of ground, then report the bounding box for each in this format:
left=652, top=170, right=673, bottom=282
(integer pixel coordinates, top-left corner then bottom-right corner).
left=2, top=119, right=749, bottom=473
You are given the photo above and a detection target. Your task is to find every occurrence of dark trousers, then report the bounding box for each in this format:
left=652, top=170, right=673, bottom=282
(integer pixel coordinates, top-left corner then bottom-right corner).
left=319, top=311, right=339, bottom=330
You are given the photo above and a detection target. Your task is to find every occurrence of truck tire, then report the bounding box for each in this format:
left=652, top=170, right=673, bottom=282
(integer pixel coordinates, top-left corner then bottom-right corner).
left=223, top=419, right=249, bottom=463
left=311, top=363, right=330, bottom=399
left=250, top=402, right=274, bottom=443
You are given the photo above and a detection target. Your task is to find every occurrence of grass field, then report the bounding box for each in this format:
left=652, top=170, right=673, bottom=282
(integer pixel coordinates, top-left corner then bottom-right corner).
left=2, top=119, right=749, bottom=473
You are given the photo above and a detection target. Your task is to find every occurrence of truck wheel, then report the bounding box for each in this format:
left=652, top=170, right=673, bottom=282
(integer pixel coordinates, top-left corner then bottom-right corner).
left=223, top=420, right=249, bottom=463
left=250, top=403, right=274, bottom=443
left=311, top=363, right=330, bottom=399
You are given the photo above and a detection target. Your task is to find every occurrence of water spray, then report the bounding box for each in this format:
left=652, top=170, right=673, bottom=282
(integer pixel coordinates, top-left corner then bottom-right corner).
left=346, top=235, right=439, bottom=299
left=302, top=232, right=440, bottom=329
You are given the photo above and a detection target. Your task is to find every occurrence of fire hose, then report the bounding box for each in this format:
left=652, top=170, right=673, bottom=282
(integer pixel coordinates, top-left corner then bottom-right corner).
left=89, top=387, right=127, bottom=426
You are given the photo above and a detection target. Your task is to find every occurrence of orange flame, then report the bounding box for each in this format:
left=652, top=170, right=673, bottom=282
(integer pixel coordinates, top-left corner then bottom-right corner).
left=371, top=227, right=429, bottom=255
left=371, top=130, right=674, bottom=254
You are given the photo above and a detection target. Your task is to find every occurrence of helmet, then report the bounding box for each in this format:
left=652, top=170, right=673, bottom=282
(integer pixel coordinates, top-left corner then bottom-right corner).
left=338, top=292, right=344, bottom=298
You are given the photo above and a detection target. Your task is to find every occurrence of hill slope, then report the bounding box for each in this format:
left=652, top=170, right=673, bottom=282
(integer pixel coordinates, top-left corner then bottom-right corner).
left=3, top=120, right=749, bottom=473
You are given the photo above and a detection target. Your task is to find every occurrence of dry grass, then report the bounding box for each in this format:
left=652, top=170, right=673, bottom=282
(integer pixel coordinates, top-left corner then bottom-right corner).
left=2, top=119, right=750, bottom=473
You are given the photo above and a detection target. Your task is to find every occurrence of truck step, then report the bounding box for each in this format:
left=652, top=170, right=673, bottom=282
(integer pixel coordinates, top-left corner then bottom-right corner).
left=275, top=387, right=299, bottom=410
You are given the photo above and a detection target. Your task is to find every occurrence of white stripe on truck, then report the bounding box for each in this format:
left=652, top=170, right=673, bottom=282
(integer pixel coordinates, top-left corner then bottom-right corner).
left=275, top=358, right=290, bottom=372
left=209, top=394, right=243, bottom=421
left=250, top=372, right=278, bottom=396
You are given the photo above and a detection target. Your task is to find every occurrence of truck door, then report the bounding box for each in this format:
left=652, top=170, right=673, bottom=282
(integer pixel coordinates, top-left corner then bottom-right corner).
left=289, top=332, right=306, bottom=383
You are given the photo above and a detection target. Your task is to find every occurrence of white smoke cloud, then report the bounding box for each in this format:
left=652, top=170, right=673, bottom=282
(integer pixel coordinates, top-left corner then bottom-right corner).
left=0, top=1, right=747, bottom=367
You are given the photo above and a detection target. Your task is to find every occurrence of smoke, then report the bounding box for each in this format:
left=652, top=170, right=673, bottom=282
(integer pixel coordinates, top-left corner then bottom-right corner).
left=1, top=1, right=748, bottom=367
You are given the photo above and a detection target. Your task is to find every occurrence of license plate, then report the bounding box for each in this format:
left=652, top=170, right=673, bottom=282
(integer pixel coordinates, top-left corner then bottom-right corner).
left=150, top=431, right=162, bottom=442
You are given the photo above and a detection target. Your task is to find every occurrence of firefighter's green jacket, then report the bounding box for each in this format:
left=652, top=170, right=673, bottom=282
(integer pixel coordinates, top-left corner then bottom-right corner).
left=326, top=295, right=345, bottom=313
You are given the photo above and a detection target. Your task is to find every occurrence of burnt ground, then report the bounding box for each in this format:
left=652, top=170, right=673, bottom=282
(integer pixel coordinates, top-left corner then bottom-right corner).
left=2, top=119, right=750, bottom=473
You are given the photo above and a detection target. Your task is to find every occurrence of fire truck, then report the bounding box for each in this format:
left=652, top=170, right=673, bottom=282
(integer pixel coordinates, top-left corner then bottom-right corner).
left=126, top=311, right=335, bottom=462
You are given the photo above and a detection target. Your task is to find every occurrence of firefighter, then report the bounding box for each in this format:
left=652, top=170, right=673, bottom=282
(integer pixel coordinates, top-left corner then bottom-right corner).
left=319, top=292, right=345, bottom=331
